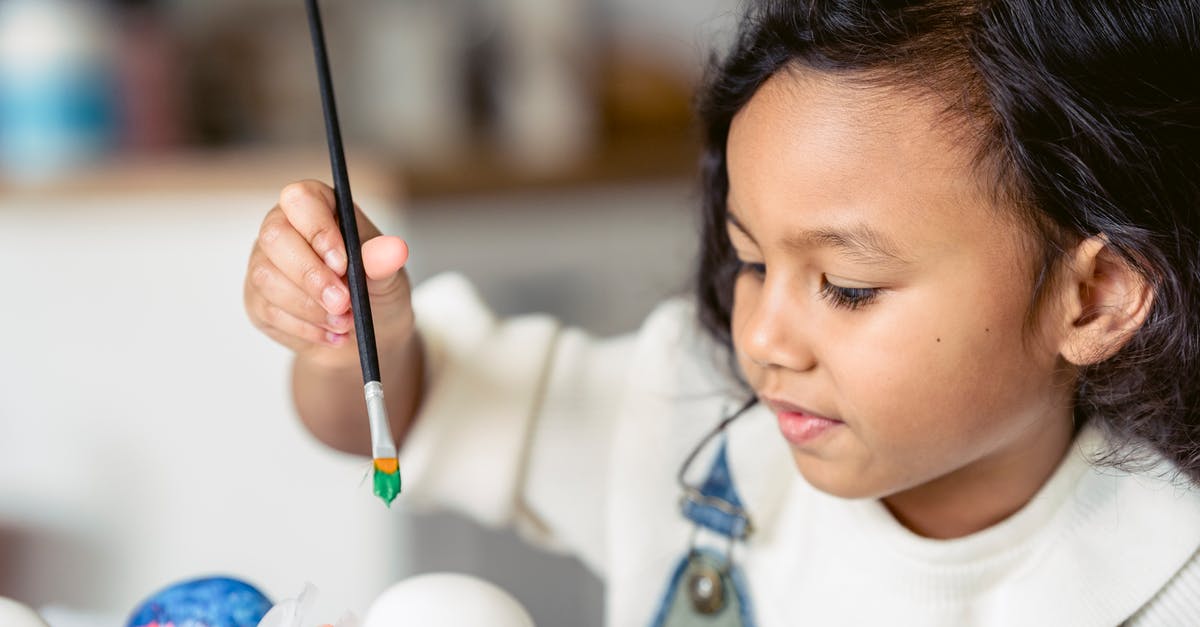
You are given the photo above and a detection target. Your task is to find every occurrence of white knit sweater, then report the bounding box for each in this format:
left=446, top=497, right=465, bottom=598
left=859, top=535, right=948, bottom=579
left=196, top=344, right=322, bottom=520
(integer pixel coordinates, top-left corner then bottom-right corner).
left=399, top=274, right=1200, bottom=626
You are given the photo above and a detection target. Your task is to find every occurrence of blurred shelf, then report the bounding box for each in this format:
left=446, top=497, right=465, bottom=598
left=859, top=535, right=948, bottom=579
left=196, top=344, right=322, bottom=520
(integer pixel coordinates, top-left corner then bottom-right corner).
left=0, top=147, right=404, bottom=201
left=0, top=133, right=699, bottom=203
left=401, top=133, right=700, bottom=200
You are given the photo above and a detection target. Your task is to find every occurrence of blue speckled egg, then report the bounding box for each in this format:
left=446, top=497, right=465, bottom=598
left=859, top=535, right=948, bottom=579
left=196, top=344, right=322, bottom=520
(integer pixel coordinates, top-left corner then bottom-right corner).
left=126, top=576, right=273, bottom=627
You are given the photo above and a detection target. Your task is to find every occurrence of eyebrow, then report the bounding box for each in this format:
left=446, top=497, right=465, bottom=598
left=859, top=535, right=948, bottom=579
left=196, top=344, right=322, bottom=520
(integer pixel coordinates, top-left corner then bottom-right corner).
left=725, top=209, right=909, bottom=266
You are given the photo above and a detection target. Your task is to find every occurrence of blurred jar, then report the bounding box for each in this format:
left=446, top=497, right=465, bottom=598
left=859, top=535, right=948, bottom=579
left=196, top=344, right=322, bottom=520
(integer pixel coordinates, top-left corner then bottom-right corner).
left=112, top=0, right=183, bottom=152
left=349, top=0, right=472, bottom=166
left=0, top=0, right=119, bottom=183
left=492, top=0, right=596, bottom=174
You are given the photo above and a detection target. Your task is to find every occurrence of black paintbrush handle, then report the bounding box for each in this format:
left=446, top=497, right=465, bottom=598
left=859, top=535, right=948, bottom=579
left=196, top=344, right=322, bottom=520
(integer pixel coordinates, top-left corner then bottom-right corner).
left=305, top=0, right=381, bottom=384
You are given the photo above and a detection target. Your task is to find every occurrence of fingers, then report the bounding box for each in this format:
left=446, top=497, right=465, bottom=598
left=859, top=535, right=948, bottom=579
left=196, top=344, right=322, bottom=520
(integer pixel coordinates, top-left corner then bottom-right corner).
left=362, top=235, right=410, bottom=293
left=260, top=306, right=349, bottom=349
left=247, top=287, right=350, bottom=350
left=247, top=253, right=354, bottom=335
left=246, top=255, right=351, bottom=349
left=278, top=180, right=383, bottom=276
left=247, top=180, right=412, bottom=353
left=362, top=235, right=408, bottom=280
left=278, top=181, right=347, bottom=275
left=258, top=206, right=351, bottom=316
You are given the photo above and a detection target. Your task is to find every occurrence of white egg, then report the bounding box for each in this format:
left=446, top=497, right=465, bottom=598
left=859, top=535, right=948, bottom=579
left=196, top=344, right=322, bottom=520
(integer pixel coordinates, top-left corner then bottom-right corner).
left=362, top=573, right=535, bottom=627
left=0, top=598, right=49, bottom=627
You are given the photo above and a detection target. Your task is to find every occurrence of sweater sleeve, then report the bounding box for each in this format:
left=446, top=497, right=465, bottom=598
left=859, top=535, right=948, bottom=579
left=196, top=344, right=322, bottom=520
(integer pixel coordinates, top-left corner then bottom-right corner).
left=398, top=273, right=637, bottom=575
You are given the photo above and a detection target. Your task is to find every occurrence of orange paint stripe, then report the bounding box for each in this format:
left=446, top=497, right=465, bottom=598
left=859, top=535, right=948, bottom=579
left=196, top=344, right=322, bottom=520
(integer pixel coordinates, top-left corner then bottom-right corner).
left=374, top=457, right=398, bottom=473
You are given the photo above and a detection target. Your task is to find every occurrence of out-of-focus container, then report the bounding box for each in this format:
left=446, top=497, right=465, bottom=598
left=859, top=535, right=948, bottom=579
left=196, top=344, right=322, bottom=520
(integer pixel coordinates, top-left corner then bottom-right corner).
left=492, top=0, right=596, bottom=174
left=112, top=0, right=184, bottom=152
left=0, top=0, right=119, bottom=183
left=349, top=0, right=471, bottom=166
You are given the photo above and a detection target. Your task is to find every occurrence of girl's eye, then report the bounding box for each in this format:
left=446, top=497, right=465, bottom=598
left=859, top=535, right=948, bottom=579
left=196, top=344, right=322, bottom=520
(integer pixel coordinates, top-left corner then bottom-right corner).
left=820, top=277, right=880, bottom=311
left=734, top=259, right=767, bottom=278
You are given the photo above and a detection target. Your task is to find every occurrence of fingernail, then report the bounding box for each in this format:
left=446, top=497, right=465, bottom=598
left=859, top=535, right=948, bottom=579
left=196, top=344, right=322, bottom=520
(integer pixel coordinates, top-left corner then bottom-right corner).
left=327, top=313, right=352, bottom=330
left=322, top=285, right=344, bottom=309
left=324, top=250, right=344, bottom=270
left=326, top=331, right=347, bottom=345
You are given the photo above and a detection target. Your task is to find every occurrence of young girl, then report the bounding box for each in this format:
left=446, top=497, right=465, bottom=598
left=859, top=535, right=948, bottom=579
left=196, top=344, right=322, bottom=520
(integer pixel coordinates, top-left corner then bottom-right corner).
left=244, top=1, right=1200, bottom=624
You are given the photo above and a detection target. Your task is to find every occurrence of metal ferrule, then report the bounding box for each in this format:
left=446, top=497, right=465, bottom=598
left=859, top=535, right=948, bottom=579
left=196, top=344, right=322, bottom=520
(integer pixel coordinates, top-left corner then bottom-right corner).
left=365, top=381, right=397, bottom=459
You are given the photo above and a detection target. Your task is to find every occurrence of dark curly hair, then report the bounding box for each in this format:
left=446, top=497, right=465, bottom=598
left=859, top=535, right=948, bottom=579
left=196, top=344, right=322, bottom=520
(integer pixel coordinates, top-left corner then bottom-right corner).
left=694, top=0, right=1200, bottom=482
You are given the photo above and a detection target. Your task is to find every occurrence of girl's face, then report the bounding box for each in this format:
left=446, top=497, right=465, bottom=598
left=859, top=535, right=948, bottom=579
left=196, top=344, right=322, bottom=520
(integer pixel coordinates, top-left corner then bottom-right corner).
left=727, top=70, right=1077, bottom=517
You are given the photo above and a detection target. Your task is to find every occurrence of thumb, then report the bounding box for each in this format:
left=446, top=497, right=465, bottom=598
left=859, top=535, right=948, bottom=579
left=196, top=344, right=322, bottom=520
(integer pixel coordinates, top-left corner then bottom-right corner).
left=362, top=235, right=409, bottom=293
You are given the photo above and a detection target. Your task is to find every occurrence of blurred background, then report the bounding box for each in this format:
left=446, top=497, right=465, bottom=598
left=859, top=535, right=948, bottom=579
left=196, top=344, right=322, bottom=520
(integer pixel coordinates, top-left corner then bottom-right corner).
left=0, top=0, right=740, bottom=624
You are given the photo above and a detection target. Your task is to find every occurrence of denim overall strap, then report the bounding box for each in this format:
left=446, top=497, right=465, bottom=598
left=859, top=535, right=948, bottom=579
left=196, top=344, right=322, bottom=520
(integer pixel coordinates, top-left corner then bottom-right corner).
left=680, top=440, right=751, bottom=539
left=650, top=439, right=757, bottom=627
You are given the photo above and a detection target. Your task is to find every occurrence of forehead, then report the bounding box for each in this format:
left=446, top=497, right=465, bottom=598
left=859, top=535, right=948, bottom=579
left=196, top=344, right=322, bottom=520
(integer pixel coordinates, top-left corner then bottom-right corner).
left=725, top=69, right=998, bottom=245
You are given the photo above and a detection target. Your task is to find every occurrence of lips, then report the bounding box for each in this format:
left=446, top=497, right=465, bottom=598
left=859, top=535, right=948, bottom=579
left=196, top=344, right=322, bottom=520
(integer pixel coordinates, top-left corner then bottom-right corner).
left=762, top=396, right=844, bottom=446
left=762, top=397, right=839, bottom=422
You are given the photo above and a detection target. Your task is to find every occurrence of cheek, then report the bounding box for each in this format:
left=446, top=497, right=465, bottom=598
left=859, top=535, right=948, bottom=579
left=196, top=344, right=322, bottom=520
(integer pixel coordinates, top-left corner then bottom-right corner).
left=833, top=280, right=1054, bottom=454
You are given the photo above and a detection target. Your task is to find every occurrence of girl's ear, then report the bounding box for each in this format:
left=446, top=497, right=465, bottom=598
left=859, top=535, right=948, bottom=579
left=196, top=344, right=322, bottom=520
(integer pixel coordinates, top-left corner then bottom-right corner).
left=1056, top=235, right=1154, bottom=366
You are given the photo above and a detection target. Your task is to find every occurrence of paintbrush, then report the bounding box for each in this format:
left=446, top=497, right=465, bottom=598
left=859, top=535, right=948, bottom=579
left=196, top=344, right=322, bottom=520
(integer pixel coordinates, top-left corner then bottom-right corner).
left=304, top=0, right=400, bottom=506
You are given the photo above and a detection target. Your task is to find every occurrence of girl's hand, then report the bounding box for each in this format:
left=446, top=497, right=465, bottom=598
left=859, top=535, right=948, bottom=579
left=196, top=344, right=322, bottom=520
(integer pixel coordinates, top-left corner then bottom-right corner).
left=244, top=180, right=414, bottom=369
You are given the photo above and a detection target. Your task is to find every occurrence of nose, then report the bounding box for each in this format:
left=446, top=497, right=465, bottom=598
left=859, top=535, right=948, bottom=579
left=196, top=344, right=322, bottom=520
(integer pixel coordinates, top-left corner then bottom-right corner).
left=737, top=280, right=817, bottom=373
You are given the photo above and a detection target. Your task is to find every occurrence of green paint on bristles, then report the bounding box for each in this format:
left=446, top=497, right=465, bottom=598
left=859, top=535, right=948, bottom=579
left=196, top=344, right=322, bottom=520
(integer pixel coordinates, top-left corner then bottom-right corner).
left=373, top=468, right=401, bottom=506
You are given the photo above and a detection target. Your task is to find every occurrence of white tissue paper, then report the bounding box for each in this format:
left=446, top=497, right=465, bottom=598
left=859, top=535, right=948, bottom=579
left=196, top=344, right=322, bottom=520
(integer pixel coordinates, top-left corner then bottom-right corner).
left=256, top=583, right=357, bottom=627
left=0, top=597, right=50, bottom=627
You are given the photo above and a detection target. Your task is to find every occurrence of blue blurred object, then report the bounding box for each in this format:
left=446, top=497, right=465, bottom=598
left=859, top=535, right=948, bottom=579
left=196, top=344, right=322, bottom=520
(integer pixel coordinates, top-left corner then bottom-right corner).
left=0, top=0, right=119, bottom=182
left=126, top=576, right=274, bottom=627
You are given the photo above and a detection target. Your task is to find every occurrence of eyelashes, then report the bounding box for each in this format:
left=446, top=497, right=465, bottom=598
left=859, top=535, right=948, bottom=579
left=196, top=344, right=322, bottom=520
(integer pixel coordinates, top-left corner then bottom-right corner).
left=819, top=282, right=879, bottom=310
left=732, top=259, right=881, bottom=311
left=736, top=260, right=767, bottom=277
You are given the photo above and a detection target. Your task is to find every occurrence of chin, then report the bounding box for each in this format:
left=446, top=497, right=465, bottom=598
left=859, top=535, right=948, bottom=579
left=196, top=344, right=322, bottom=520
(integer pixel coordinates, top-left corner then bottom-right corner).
left=790, top=452, right=890, bottom=500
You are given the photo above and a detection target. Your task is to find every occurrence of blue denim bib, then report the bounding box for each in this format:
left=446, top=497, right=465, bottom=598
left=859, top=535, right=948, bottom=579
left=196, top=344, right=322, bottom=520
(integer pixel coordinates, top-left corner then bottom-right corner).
left=650, top=440, right=757, bottom=627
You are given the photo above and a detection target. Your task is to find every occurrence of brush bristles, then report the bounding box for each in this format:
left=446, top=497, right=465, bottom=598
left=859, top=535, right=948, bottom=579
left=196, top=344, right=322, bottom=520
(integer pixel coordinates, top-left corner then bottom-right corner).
left=373, top=465, right=401, bottom=506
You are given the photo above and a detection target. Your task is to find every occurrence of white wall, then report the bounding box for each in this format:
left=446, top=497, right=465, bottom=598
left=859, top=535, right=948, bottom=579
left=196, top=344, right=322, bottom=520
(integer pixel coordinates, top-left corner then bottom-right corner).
left=0, top=189, right=405, bottom=623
